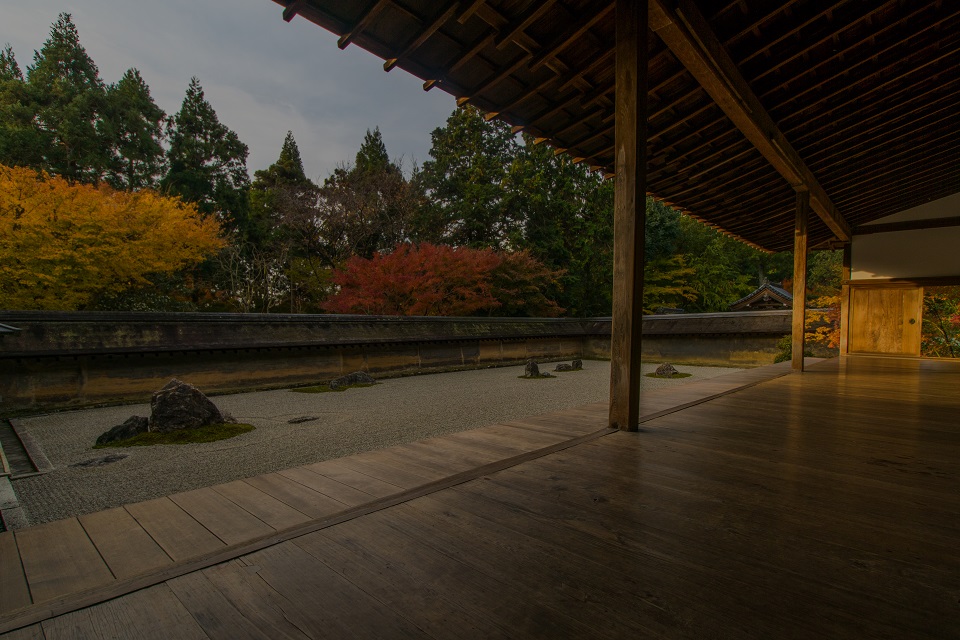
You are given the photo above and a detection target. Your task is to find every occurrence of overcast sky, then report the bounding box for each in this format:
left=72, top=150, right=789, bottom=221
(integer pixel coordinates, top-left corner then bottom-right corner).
left=1, top=0, right=456, bottom=181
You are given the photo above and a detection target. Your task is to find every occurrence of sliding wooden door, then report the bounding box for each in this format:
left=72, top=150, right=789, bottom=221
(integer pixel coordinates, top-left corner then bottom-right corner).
left=848, top=286, right=922, bottom=355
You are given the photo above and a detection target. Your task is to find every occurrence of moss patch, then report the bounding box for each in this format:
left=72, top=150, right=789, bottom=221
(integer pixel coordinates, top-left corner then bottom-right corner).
left=94, top=423, right=255, bottom=448
left=516, top=374, right=556, bottom=380
left=290, top=383, right=376, bottom=394
left=644, top=372, right=693, bottom=379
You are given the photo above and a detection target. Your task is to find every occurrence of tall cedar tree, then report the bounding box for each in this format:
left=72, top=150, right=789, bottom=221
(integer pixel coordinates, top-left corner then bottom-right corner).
left=25, top=14, right=109, bottom=183
left=162, top=77, right=249, bottom=232
left=104, top=68, right=165, bottom=190
left=248, top=130, right=314, bottom=249
left=413, top=106, right=518, bottom=247
left=0, top=44, right=45, bottom=170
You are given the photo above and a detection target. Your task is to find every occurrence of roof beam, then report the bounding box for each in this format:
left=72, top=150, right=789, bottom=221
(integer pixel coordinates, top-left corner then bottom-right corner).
left=650, top=0, right=851, bottom=241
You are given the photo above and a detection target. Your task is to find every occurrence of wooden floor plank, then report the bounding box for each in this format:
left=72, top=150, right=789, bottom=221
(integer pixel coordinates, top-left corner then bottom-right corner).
left=15, top=518, right=114, bottom=604
left=169, top=487, right=274, bottom=545
left=386, top=501, right=672, bottom=639
left=199, top=560, right=312, bottom=640
left=333, top=452, right=437, bottom=489
left=293, top=532, right=512, bottom=640
left=79, top=507, right=172, bottom=580
left=277, top=467, right=375, bottom=506
left=239, top=542, right=426, bottom=638
left=41, top=585, right=207, bottom=640
left=242, top=473, right=348, bottom=518
left=470, top=424, right=570, bottom=447
left=440, top=473, right=949, bottom=639
left=0, top=533, right=31, bottom=614
left=538, top=438, right=960, bottom=563
left=302, top=458, right=405, bottom=498
left=211, top=480, right=312, bottom=531
left=167, top=571, right=283, bottom=640
left=397, top=437, right=506, bottom=469
left=125, top=498, right=224, bottom=562
left=317, top=515, right=599, bottom=639
left=0, top=625, right=42, bottom=640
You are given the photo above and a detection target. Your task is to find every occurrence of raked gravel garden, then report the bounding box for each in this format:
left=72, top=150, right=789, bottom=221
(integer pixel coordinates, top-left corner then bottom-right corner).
left=12, top=361, right=743, bottom=526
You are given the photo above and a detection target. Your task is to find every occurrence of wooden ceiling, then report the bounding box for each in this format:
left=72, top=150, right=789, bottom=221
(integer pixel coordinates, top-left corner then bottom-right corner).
left=273, top=0, right=960, bottom=252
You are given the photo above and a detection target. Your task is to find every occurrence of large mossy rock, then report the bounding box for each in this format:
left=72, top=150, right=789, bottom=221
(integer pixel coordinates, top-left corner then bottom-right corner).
left=655, top=363, right=679, bottom=377
left=328, top=371, right=376, bottom=390
left=149, top=379, right=224, bottom=433
left=96, top=416, right=148, bottom=446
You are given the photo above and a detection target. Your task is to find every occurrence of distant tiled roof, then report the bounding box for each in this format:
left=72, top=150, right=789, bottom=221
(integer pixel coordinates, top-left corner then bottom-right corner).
left=729, top=283, right=793, bottom=312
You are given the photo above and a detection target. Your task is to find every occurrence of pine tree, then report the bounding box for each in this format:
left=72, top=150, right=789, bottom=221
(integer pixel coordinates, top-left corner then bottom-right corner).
left=162, top=77, right=249, bottom=232
left=0, top=44, right=44, bottom=169
left=248, top=130, right=315, bottom=248
left=0, top=45, right=22, bottom=81
left=26, top=13, right=109, bottom=182
left=104, top=68, right=166, bottom=190
left=354, top=127, right=389, bottom=175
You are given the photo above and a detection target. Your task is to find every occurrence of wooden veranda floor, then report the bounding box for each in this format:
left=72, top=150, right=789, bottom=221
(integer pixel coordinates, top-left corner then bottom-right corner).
left=1, top=357, right=958, bottom=639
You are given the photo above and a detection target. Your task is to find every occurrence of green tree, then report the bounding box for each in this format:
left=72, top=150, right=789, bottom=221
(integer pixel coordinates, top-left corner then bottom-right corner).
left=248, top=130, right=314, bottom=248
left=162, top=77, right=249, bottom=232
left=104, top=68, right=165, bottom=190
left=25, top=14, right=109, bottom=182
left=413, top=106, right=519, bottom=247
left=501, top=136, right=618, bottom=316
left=675, top=214, right=792, bottom=312
left=0, top=44, right=43, bottom=170
left=0, top=46, right=21, bottom=81
left=316, top=128, right=417, bottom=260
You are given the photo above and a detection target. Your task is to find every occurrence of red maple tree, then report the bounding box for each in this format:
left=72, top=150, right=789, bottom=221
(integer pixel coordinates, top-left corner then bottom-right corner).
left=324, top=243, right=563, bottom=317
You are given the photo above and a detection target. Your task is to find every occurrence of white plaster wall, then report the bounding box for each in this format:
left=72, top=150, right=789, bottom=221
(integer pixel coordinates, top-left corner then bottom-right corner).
left=859, top=191, right=960, bottom=225
left=851, top=192, right=960, bottom=279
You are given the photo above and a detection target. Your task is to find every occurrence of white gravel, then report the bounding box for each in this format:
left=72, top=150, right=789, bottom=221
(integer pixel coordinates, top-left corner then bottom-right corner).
left=11, top=361, right=742, bottom=525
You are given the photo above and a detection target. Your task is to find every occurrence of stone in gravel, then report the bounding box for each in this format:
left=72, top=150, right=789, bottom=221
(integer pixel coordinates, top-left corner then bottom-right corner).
left=655, top=363, right=679, bottom=377
left=329, top=371, right=376, bottom=390
left=288, top=416, right=320, bottom=424
left=95, top=416, right=148, bottom=446
left=525, top=359, right=541, bottom=377
left=554, top=360, right=584, bottom=372
left=523, top=359, right=554, bottom=378
left=149, top=379, right=224, bottom=433
left=71, top=454, right=128, bottom=468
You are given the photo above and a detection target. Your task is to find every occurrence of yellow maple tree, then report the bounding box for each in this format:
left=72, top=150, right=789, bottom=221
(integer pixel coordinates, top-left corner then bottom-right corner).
left=0, top=164, right=225, bottom=310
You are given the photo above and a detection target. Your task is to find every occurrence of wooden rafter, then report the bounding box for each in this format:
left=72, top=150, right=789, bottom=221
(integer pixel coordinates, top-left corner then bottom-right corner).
left=494, top=0, right=559, bottom=50
left=338, top=0, right=392, bottom=50
left=384, top=3, right=462, bottom=72
left=528, top=5, right=613, bottom=72
left=650, top=0, right=851, bottom=242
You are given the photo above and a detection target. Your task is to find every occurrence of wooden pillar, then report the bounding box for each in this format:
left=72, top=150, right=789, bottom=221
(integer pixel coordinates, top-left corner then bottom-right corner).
left=792, top=189, right=809, bottom=371
left=838, top=243, right=852, bottom=355
left=609, top=0, right=648, bottom=431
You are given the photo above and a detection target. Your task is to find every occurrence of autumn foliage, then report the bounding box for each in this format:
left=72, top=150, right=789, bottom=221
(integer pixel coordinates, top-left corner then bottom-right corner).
left=0, top=164, right=224, bottom=310
left=324, top=243, right=563, bottom=317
